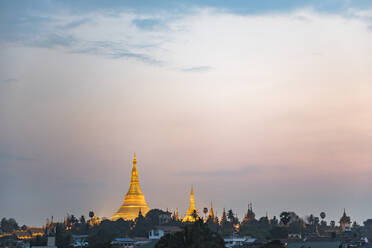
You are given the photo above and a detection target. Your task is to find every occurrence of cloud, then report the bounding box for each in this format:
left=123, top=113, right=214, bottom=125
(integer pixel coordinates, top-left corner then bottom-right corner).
left=181, top=66, right=213, bottom=72
left=28, top=33, right=76, bottom=48
left=132, top=18, right=165, bottom=30
left=60, top=18, right=90, bottom=30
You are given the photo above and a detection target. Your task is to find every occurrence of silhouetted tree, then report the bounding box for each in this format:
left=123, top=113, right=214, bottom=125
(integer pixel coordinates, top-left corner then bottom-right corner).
left=269, top=227, right=288, bottom=239
left=320, top=212, right=326, bottom=220
left=80, top=215, right=86, bottom=224
left=0, top=218, right=19, bottom=233
left=155, top=219, right=225, bottom=248
left=314, top=217, right=320, bottom=226
left=280, top=212, right=291, bottom=226
left=89, top=211, right=94, bottom=219
left=330, top=220, right=336, bottom=228
left=307, top=214, right=314, bottom=225
left=55, top=223, right=72, bottom=248
left=227, top=209, right=234, bottom=222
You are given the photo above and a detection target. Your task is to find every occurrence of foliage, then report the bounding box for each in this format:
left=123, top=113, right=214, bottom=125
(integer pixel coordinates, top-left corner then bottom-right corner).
left=87, top=219, right=131, bottom=248
left=55, top=223, right=72, bottom=248
left=320, top=212, right=326, bottom=220
left=89, top=211, right=95, bottom=219
left=239, top=219, right=270, bottom=240
left=279, top=212, right=291, bottom=226
left=269, top=227, right=288, bottom=239
left=155, top=219, right=225, bottom=248
left=0, top=218, right=19, bottom=233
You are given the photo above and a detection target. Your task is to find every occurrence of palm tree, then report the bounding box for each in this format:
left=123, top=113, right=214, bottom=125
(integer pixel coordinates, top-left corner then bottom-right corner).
left=89, top=211, right=94, bottom=219
left=320, top=212, right=326, bottom=220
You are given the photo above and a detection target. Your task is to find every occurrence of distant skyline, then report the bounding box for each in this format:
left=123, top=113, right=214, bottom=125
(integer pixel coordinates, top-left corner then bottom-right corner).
left=0, top=0, right=372, bottom=227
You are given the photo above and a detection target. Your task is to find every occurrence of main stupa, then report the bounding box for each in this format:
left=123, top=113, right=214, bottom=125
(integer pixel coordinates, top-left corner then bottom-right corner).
left=111, top=153, right=150, bottom=221
left=182, top=186, right=199, bottom=222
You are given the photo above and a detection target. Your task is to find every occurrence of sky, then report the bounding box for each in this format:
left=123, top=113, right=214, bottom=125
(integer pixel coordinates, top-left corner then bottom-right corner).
left=0, top=0, right=372, bottom=227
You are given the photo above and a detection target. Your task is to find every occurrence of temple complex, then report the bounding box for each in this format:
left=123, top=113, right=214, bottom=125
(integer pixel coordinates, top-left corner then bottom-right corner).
left=182, top=186, right=199, bottom=222
left=112, top=153, right=150, bottom=221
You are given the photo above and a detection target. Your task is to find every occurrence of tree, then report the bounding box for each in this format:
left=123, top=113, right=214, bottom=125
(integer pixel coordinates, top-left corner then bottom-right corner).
left=280, top=212, right=291, bottom=226
left=320, top=212, right=326, bottom=220
left=80, top=215, right=86, bottom=224
left=269, top=227, right=288, bottom=239
left=271, top=216, right=279, bottom=226
left=89, top=211, right=95, bottom=219
left=314, top=217, right=320, bottom=226
left=55, top=223, right=72, bottom=248
left=330, top=220, right=336, bottom=228
left=307, top=214, right=314, bottom=225
left=144, top=209, right=170, bottom=226
left=227, top=209, right=234, bottom=223
left=0, top=218, right=19, bottom=233
left=155, top=219, right=225, bottom=248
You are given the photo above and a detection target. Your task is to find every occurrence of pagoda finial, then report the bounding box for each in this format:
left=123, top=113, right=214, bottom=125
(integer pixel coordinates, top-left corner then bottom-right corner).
left=133, top=152, right=137, bottom=163
left=191, top=185, right=194, bottom=196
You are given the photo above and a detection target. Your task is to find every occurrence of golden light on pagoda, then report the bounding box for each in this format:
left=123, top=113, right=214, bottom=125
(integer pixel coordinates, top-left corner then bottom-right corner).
left=182, top=186, right=199, bottom=222
left=111, top=153, right=150, bottom=221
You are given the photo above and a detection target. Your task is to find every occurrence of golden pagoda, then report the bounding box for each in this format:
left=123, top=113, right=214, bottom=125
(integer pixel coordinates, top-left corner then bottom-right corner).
left=112, top=153, right=150, bottom=221
left=182, top=186, right=199, bottom=222
left=208, top=201, right=215, bottom=219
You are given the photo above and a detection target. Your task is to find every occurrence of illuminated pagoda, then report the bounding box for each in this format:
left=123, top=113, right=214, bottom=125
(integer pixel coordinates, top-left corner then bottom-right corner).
left=182, top=186, right=199, bottom=222
left=208, top=201, right=215, bottom=220
left=112, top=153, right=150, bottom=221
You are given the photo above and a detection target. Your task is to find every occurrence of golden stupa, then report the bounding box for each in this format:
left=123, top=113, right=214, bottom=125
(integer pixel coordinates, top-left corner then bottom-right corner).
left=112, top=153, right=150, bottom=221
left=182, top=186, right=199, bottom=222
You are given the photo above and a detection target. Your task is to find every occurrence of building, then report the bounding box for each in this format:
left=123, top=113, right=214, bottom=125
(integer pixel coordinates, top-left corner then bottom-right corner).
left=242, top=203, right=255, bottom=223
left=339, top=209, right=351, bottom=232
left=224, top=237, right=248, bottom=248
left=111, top=238, right=135, bottom=248
left=207, top=201, right=215, bottom=221
left=148, top=226, right=182, bottom=240
left=72, top=235, right=88, bottom=247
left=29, top=227, right=44, bottom=238
left=14, top=231, right=32, bottom=240
left=182, top=186, right=199, bottom=222
left=32, top=236, right=57, bottom=248
left=112, top=153, right=150, bottom=221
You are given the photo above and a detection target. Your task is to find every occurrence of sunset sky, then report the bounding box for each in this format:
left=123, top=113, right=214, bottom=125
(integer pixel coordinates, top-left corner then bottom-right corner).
left=1, top=0, right=372, bottom=226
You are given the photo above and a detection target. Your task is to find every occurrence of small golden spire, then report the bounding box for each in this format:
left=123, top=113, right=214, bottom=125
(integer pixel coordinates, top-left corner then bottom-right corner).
left=133, top=152, right=137, bottom=164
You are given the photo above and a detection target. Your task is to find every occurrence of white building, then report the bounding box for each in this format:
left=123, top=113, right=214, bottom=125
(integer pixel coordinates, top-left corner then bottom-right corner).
left=148, top=226, right=182, bottom=240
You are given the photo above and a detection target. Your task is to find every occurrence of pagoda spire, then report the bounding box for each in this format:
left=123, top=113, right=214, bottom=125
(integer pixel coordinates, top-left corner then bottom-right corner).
left=208, top=201, right=214, bottom=219
left=182, top=185, right=198, bottom=222
left=111, top=153, right=150, bottom=221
